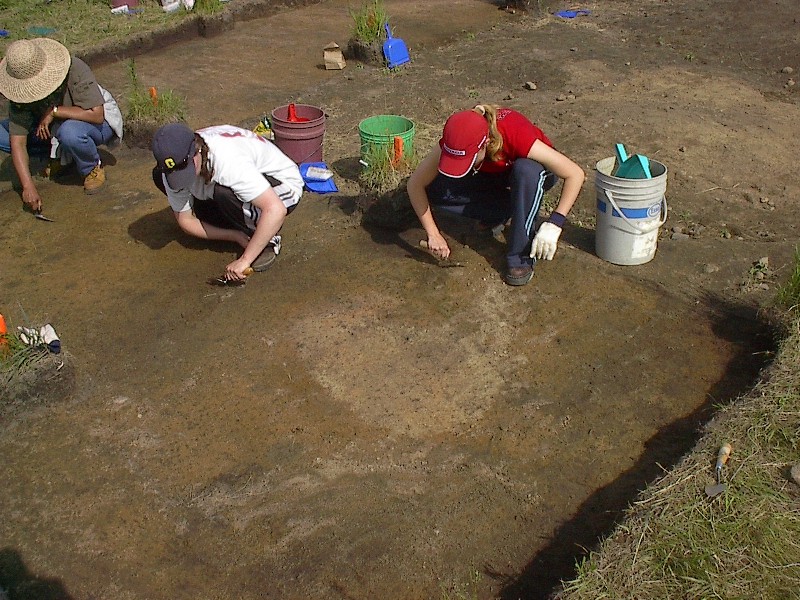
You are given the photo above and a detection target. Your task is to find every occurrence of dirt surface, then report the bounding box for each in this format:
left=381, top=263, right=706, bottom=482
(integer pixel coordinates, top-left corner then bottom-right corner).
left=1, top=0, right=798, bottom=598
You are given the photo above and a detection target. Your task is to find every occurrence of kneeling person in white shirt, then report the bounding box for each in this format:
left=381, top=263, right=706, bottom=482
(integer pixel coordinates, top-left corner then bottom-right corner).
left=152, top=123, right=303, bottom=281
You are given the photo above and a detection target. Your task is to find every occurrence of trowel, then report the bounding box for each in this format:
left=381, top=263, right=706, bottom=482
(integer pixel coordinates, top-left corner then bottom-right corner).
left=705, top=443, right=732, bottom=498
left=208, top=267, right=254, bottom=286
left=418, top=240, right=464, bottom=268
left=34, top=210, right=54, bottom=222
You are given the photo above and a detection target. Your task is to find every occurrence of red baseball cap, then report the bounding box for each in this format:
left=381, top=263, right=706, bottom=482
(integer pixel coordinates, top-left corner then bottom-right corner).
left=438, top=110, right=489, bottom=178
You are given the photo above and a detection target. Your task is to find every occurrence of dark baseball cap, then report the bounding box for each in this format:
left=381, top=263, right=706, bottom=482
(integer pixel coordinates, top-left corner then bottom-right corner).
left=152, top=122, right=197, bottom=190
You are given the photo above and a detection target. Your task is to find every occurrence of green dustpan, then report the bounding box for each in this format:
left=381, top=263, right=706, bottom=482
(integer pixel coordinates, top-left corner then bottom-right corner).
left=616, top=154, right=652, bottom=179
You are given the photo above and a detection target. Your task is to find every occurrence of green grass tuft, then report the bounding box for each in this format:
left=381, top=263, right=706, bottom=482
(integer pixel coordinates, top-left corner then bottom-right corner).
left=349, top=0, right=388, bottom=44
left=0, top=330, right=49, bottom=388
left=359, top=141, right=417, bottom=195
left=777, top=246, right=800, bottom=313
left=124, top=58, right=188, bottom=125
left=192, top=0, right=223, bottom=16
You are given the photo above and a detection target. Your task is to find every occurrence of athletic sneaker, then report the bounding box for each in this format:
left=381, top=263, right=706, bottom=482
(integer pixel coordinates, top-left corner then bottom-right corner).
left=504, top=265, right=534, bottom=286
left=252, top=248, right=276, bottom=272
left=251, top=235, right=282, bottom=272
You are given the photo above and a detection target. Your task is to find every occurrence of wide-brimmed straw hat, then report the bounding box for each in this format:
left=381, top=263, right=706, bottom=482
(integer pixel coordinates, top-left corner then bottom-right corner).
left=0, top=38, right=71, bottom=104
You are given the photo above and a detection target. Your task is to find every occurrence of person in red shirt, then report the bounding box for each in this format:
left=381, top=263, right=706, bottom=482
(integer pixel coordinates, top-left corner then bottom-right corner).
left=407, top=104, right=585, bottom=286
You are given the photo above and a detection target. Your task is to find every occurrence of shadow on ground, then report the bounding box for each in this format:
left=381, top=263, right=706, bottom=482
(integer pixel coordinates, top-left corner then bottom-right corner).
left=500, top=293, right=777, bottom=598
left=0, top=548, right=74, bottom=600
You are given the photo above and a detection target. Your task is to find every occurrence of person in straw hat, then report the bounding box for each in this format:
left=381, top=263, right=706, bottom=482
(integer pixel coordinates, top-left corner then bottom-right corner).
left=0, top=38, right=123, bottom=212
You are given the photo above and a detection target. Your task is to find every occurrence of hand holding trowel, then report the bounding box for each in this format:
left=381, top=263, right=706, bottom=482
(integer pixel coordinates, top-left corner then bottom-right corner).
left=418, top=239, right=464, bottom=268
left=208, top=267, right=254, bottom=286
left=705, top=443, right=732, bottom=498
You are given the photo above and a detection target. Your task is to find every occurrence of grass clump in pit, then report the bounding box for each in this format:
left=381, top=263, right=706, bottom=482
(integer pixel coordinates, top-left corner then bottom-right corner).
left=0, top=329, right=49, bottom=386
left=192, top=0, right=224, bottom=15
left=0, top=324, right=55, bottom=405
left=356, top=141, right=419, bottom=229
left=124, top=58, right=188, bottom=148
left=349, top=0, right=388, bottom=44
left=358, top=140, right=417, bottom=195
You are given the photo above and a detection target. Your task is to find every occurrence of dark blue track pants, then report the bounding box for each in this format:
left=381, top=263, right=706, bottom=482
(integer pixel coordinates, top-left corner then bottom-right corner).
left=425, top=158, right=557, bottom=269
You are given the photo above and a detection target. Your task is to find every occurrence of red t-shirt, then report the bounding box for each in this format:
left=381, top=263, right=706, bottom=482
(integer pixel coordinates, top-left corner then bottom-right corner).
left=479, top=108, right=553, bottom=174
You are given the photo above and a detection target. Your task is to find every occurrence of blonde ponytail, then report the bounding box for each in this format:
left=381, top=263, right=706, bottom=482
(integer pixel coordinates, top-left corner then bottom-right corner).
left=472, top=104, right=503, bottom=162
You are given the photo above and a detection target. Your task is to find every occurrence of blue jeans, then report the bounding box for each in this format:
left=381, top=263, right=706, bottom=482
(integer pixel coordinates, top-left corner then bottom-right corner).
left=55, top=119, right=115, bottom=176
left=425, top=158, right=557, bottom=269
left=0, top=117, right=114, bottom=175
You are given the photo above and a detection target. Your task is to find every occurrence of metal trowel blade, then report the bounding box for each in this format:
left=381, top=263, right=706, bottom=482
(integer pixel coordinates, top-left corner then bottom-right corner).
left=705, top=482, right=727, bottom=498
left=35, top=212, right=54, bottom=222
left=208, top=276, right=247, bottom=287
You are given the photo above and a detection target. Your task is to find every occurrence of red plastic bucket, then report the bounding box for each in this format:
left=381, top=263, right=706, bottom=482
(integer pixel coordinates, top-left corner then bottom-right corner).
left=270, top=104, right=325, bottom=165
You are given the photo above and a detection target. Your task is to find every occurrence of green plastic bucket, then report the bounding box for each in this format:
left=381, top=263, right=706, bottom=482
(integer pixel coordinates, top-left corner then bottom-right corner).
left=358, top=115, right=415, bottom=166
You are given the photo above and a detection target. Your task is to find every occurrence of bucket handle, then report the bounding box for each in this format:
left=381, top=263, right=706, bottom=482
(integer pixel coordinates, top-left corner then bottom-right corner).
left=292, top=141, right=324, bottom=165
left=604, top=189, right=668, bottom=234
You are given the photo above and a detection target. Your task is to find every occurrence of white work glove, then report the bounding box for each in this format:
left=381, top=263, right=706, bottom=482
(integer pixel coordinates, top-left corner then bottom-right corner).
left=530, top=222, right=562, bottom=261
left=40, top=324, right=61, bottom=354
left=17, top=326, right=43, bottom=347
left=17, top=324, right=61, bottom=353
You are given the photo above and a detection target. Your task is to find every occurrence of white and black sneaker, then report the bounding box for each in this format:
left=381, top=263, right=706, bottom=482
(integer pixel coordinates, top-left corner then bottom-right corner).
left=252, top=235, right=282, bottom=272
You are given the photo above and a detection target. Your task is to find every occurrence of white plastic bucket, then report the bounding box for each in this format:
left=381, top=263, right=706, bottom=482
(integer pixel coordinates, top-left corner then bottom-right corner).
left=594, top=156, right=668, bottom=265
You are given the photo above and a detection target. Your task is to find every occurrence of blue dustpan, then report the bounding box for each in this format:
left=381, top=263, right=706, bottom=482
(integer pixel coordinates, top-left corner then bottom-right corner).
left=383, top=23, right=410, bottom=69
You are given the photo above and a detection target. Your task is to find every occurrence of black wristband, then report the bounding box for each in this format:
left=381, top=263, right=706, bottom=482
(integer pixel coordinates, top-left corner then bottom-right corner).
left=547, top=212, right=567, bottom=228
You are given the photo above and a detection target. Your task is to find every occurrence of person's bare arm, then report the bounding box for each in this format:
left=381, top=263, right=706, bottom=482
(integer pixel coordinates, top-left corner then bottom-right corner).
left=407, top=147, right=451, bottom=259
left=173, top=209, right=250, bottom=247
left=527, top=140, right=585, bottom=218
left=10, top=134, right=41, bottom=213
left=36, top=104, right=105, bottom=140
left=225, top=187, right=287, bottom=280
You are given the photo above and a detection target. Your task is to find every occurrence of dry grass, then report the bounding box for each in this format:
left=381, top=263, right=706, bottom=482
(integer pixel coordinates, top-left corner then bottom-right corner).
left=558, top=310, right=800, bottom=599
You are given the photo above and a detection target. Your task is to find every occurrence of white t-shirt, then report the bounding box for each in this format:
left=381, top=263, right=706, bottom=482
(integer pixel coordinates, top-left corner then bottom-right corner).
left=164, top=125, right=304, bottom=226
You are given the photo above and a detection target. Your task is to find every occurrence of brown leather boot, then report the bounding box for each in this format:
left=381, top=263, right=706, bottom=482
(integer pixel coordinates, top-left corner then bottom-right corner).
left=84, top=163, right=106, bottom=195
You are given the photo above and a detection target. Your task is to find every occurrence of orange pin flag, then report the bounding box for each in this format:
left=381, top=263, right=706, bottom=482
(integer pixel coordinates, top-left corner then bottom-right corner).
left=391, top=135, right=404, bottom=167
left=0, top=313, right=8, bottom=352
left=149, top=86, right=158, bottom=107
